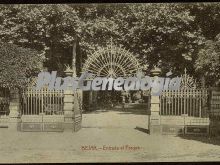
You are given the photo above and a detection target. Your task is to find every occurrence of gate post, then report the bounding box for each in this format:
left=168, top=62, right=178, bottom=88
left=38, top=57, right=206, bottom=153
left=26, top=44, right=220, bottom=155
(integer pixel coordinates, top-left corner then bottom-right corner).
left=149, top=94, right=161, bottom=134
left=8, top=88, right=21, bottom=131
left=73, top=89, right=82, bottom=132
left=63, top=87, right=74, bottom=132
left=63, top=69, right=74, bottom=132
left=149, top=67, right=162, bottom=134
left=209, top=87, right=220, bottom=136
left=63, top=65, right=82, bottom=132
left=63, top=38, right=83, bottom=132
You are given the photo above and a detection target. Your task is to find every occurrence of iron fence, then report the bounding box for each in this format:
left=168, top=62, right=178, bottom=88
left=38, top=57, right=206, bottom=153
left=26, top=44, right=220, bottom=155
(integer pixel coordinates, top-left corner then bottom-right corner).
left=21, top=87, right=64, bottom=115
left=159, top=89, right=208, bottom=117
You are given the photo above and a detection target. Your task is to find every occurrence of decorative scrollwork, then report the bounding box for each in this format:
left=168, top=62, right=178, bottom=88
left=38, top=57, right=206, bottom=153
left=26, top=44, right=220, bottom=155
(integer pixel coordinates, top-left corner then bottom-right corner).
left=82, top=40, right=142, bottom=78
left=180, top=68, right=198, bottom=90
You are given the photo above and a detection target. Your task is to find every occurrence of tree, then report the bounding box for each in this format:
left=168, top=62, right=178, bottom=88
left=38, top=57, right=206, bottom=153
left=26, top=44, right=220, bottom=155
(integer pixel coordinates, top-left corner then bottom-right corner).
left=0, top=3, right=220, bottom=81
left=74, top=4, right=205, bottom=76
left=0, top=4, right=80, bottom=74
left=195, top=34, right=220, bottom=86
left=188, top=3, right=220, bottom=40
left=0, top=43, right=44, bottom=88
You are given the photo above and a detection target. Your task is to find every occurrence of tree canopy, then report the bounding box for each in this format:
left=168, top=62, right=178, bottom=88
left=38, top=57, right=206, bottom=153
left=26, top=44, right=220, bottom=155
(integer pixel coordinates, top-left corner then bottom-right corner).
left=0, top=43, right=44, bottom=88
left=195, top=34, right=220, bottom=86
left=0, top=3, right=219, bottom=86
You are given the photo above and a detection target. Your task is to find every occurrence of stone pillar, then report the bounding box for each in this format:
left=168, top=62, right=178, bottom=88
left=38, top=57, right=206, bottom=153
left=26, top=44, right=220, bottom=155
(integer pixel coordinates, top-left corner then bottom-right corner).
left=73, top=89, right=82, bottom=132
left=8, top=88, right=21, bottom=131
left=63, top=69, right=74, bottom=132
left=209, top=87, right=220, bottom=136
left=149, top=94, right=161, bottom=134
left=63, top=38, right=82, bottom=132
left=149, top=67, right=162, bottom=135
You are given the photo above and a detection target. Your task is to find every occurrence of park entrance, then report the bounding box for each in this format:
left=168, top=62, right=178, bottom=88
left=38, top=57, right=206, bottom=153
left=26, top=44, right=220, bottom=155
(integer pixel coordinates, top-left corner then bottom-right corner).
left=7, top=42, right=216, bottom=135
left=81, top=41, right=150, bottom=111
left=81, top=42, right=151, bottom=130
left=81, top=43, right=210, bottom=134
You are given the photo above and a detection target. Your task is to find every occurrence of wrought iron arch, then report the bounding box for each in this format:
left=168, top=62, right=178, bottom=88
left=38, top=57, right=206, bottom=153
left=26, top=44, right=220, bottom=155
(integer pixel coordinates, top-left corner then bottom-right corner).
left=82, top=42, right=141, bottom=78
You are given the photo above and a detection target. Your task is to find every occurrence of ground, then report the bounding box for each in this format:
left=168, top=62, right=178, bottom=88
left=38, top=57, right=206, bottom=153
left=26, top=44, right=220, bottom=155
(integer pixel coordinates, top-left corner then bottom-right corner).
left=1, top=108, right=220, bottom=163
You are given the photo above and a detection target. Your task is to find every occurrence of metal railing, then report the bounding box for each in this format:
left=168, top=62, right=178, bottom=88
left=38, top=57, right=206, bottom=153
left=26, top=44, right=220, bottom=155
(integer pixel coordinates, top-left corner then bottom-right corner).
left=21, top=87, right=64, bottom=115
left=159, top=89, right=208, bottom=117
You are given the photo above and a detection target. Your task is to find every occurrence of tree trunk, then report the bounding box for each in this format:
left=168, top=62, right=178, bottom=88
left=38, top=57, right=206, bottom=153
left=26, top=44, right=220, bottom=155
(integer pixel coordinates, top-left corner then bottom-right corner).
left=72, top=37, right=77, bottom=77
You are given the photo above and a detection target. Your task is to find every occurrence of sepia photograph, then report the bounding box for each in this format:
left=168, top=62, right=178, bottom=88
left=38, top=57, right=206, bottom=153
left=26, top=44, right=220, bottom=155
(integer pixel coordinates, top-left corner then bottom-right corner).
left=0, top=2, right=220, bottom=163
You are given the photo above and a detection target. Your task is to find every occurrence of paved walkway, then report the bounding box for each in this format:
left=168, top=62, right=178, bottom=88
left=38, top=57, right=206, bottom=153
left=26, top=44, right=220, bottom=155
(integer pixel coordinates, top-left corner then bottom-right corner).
left=1, top=108, right=220, bottom=163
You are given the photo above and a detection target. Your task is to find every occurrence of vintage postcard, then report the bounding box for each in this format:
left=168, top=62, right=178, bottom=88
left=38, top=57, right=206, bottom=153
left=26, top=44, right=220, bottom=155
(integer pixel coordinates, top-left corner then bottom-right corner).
left=0, top=2, right=220, bottom=163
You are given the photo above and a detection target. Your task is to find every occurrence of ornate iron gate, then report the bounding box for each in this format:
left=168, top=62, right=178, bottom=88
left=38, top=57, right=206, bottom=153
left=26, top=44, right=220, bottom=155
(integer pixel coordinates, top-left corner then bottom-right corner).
left=20, top=87, right=64, bottom=132
left=160, top=89, right=208, bottom=117
left=159, top=69, right=210, bottom=135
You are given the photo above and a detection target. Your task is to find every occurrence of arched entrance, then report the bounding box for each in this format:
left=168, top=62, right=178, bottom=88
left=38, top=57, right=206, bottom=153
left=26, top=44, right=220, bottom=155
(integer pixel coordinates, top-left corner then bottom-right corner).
left=81, top=42, right=150, bottom=129
left=81, top=41, right=149, bottom=111
left=82, top=44, right=141, bottom=78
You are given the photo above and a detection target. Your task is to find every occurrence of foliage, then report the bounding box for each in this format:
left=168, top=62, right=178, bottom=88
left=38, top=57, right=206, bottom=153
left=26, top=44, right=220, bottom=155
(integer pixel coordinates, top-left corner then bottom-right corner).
left=69, top=3, right=220, bottom=77
left=115, top=4, right=204, bottom=75
left=0, top=43, right=44, bottom=88
left=0, top=4, right=79, bottom=73
left=0, top=3, right=220, bottom=83
left=195, top=34, right=220, bottom=86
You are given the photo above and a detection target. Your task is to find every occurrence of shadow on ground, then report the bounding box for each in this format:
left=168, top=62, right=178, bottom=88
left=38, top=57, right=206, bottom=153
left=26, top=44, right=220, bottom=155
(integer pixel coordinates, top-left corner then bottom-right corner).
left=134, top=126, right=150, bottom=134
left=178, top=134, right=220, bottom=146
left=82, top=110, right=109, bottom=114
left=83, top=103, right=150, bottom=115
left=83, top=107, right=150, bottom=115
left=113, top=105, right=150, bottom=115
